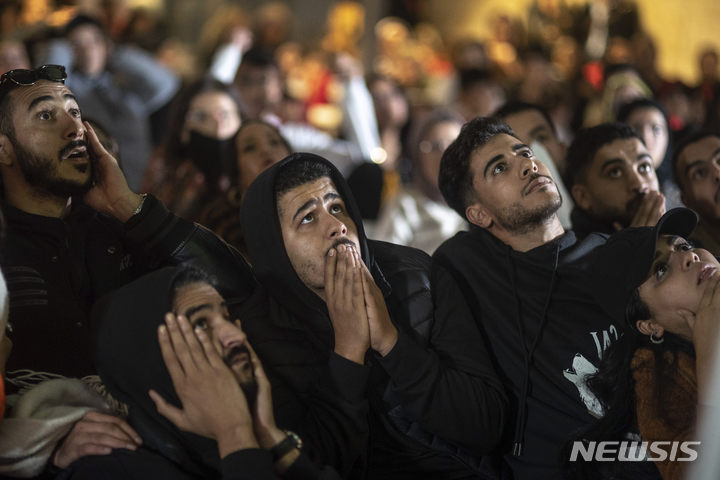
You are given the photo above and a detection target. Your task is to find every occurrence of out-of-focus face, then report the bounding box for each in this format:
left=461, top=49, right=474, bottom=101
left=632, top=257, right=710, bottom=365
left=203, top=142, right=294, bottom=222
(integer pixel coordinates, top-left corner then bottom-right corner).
left=236, top=123, right=290, bottom=192
left=276, top=177, right=359, bottom=299
left=503, top=109, right=566, bottom=170
left=676, top=136, right=720, bottom=223
left=625, top=107, right=668, bottom=169
left=235, top=64, right=283, bottom=120
left=369, top=78, right=408, bottom=131
left=67, top=24, right=108, bottom=77
left=417, top=120, right=461, bottom=193
left=466, top=133, right=561, bottom=233
left=1, top=81, right=92, bottom=197
left=638, top=235, right=719, bottom=341
left=182, top=91, right=242, bottom=142
left=173, top=282, right=256, bottom=389
left=572, top=137, right=658, bottom=227
left=0, top=40, right=30, bottom=75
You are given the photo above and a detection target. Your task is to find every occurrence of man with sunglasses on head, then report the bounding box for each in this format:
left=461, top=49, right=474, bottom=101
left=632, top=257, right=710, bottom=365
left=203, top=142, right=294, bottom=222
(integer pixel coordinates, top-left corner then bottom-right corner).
left=0, top=65, right=255, bottom=477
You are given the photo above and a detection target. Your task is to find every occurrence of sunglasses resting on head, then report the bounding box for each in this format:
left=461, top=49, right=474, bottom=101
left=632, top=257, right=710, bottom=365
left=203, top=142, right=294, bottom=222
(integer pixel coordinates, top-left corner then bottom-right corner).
left=0, top=64, right=67, bottom=98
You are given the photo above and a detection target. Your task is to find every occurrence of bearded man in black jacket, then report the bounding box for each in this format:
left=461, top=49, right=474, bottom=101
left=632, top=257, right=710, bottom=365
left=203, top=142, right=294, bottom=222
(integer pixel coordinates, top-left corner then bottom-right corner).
left=238, top=153, right=506, bottom=480
left=435, top=117, right=634, bottom=479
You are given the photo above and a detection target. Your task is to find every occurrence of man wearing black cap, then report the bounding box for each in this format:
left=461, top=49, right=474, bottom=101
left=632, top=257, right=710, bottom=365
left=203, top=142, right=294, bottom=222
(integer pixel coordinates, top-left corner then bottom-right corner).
left=435, top=117, right=642, bottom=478
left=238, top=152, right=506, bottom=479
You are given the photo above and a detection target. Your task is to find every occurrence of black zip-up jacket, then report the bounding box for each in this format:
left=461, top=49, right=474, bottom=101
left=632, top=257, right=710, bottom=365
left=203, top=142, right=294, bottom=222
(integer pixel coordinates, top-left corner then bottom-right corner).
left=433, top=227, right=626, bottom=479
left=1, top=194, right=252, bottom=385
left=239, top=154, right=507, bottom=480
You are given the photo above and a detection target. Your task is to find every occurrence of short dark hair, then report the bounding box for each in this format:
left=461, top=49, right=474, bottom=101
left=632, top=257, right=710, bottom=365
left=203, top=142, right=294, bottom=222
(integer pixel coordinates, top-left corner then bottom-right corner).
left=616, top=98, right=668, bottom=125
left=494, top=101, right=557, bottom=136
left=438, top=117, right=516, bottom=219
left=671, top=130, right=720, bottom=192
left=564, top=123, right=644, bottom=188
left=274, top=155, right=334, bottom=203
left=170, top=265, right=217, bottom=308
left=65, top=14, right=107, bottom=37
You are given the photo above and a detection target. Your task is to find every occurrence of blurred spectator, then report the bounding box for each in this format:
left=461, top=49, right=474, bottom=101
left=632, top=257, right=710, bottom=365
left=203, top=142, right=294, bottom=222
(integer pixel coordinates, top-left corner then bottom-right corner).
left=142, top=77, right=243, bottom=222
left=219, top=47, right=371, bottom=177
left=455, top=68, right=506, bottom=122
left=584, top=63, right=651, bottom=126
left=372, top=109, right=467, bottom=254
left=672, top=131, right=720, bottom=256
left=0, top=38, right=29, bottom=74
left=198, top=120, right=292, bottom=257
left=39, top=14, right=180, bottom=190
left=617, top=98, right=682, bottom=208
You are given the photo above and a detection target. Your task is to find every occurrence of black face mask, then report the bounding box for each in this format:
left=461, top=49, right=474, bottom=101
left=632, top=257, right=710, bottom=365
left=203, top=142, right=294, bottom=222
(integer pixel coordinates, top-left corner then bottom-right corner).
left=185, top=130, right=235, bottom=184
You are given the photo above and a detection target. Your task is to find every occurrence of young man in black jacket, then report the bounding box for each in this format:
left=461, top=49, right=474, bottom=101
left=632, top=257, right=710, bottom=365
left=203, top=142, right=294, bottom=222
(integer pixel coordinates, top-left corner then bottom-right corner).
left=238, top=153, right=506, bottom=479
left=0, top=65, right=253, bottom=475
left=435, top=117, right=634, bottom=479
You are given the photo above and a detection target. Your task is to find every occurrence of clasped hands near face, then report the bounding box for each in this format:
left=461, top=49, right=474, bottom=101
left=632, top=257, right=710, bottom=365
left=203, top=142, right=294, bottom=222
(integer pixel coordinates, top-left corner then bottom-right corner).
left=324, top=243, right=398, bottom=364
left=147, top=313, right=288, bottom=460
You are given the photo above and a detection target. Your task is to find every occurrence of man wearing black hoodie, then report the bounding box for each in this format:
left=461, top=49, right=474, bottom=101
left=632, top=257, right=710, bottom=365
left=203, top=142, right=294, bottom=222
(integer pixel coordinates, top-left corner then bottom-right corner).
left=435, top=117, right=631, bottom=479
left=238, top=153, right=506, bottom=479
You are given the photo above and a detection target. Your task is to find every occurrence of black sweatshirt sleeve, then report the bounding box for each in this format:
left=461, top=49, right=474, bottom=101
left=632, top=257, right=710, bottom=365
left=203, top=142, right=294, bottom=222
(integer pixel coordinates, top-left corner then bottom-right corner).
left=270, top=352, right=370, bottom=477
left=221, top=450, right=342, bottom=480
left=375, top=263, right=507, bottom=453
left=122, top=194, right=255, bottom=301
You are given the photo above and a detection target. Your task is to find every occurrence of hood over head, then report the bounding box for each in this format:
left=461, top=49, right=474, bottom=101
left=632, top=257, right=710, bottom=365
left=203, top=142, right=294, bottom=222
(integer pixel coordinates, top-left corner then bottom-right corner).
left=239, top=152, right=372, bottom=323
left=93, top=266, right=261, bottom=476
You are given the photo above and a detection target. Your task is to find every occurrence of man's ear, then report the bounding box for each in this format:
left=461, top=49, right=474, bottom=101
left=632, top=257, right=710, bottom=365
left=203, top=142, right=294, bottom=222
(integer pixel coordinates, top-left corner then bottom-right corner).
left=0, top=134, right=14, bottom=167
left=571, top=183, right=591, bottom=211
left=635, top=319, right=664, bottom=338
left=466, top=202, right=492, bottom=229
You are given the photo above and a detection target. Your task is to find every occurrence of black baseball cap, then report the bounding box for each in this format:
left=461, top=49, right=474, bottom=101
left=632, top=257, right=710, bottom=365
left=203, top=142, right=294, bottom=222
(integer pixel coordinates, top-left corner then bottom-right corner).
left=589, top=208, right=698, bottom=324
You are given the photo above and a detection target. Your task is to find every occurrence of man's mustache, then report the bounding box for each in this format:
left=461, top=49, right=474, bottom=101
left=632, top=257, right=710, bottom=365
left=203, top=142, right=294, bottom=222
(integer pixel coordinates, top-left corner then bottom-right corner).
left=326, top=238, right=357, bottom=257
left=224, top=344, right=250, bottom=367
left=59, top=140, right=88, bottom=160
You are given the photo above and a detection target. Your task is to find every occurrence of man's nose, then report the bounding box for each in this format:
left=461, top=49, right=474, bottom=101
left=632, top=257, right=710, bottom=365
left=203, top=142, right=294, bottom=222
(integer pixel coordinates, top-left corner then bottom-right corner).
left=520, top=158, right=539, bottom=178
left=63, top=113, right=85, bottom=141
left=327, top=214, right=348, bottom=238
left=628, top=169, right=649, bottom=193
left=217, top=319, right=247, bottom=349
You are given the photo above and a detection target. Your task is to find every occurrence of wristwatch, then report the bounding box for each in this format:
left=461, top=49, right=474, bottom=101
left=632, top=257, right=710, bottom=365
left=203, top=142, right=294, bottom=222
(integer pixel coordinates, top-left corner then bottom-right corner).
left=270, top=430, right=303, bottom=461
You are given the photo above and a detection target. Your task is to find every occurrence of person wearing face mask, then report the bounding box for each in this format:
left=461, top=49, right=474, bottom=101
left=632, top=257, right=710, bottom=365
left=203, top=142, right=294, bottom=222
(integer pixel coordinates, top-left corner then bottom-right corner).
left=142, top=77, right=244, bottom=222
left=198, top=120, right=292, bottom=258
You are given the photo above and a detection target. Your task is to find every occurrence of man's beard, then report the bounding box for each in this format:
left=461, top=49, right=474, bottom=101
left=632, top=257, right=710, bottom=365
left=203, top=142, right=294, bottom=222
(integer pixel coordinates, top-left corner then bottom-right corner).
left=224, top=345, right=259, bottom=409
left=13, top=137, right=93, bottom=198
left=493, top=192, right=562, bottom=235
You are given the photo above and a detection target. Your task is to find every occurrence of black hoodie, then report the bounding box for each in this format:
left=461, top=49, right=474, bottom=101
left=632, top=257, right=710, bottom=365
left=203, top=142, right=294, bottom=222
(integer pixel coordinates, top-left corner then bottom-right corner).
left=77, top=266, right=339, bottom=480
left=239, top=153, right=507, bottom=479
left=433, top=227, right=626, bottom=479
